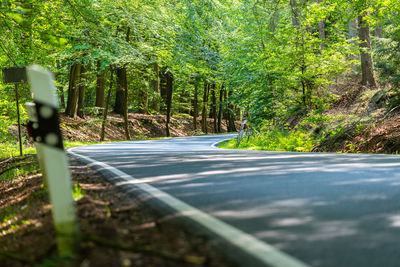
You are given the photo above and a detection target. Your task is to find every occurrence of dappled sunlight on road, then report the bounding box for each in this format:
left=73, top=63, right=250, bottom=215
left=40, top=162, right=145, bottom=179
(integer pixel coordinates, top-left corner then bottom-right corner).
left=69, top=134, right=400, bottom=267
left=332, top=177, right=400, bottom=185
left=388, top=215, right=400, bottom=227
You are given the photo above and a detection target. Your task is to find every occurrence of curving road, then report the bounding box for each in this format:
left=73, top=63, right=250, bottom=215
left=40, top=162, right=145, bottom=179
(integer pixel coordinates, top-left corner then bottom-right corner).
left=68, top=134, right=400, bottom=267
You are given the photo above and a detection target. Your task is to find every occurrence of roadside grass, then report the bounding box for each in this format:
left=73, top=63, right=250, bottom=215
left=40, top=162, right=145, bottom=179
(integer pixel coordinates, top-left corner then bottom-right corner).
left=1, top=141, right=101, bottom=181
left=219, top=129, right=315, bottom=152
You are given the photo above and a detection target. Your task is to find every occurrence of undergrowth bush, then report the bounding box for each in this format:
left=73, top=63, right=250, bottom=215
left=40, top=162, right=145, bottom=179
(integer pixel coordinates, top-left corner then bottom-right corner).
left=222, top=128, right=315, bottom=152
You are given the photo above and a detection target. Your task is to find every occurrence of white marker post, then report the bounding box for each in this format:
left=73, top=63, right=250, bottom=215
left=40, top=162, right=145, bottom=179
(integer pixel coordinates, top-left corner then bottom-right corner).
left=25, top=65, right=79, bottom=258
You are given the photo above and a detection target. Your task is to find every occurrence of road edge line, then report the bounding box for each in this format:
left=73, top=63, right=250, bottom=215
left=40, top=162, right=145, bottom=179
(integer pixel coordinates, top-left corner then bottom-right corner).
left=210, top=136, right=236, bottom=149
left=67, top=148, right=309, bottom=267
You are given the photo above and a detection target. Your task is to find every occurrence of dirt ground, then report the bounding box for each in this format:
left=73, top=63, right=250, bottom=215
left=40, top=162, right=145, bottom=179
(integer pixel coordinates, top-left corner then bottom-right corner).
left=1, top=112, right=240, bottom=266
left=60, top=112, right=237, bottom=142
left=310, top=77, right=400, bottom=154
left=0, top=156, right=235, bottom=267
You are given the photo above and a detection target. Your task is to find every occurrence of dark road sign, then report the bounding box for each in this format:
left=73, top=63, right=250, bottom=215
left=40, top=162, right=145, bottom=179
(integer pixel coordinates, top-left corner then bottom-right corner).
left=3, top=67, right=27, bottom=84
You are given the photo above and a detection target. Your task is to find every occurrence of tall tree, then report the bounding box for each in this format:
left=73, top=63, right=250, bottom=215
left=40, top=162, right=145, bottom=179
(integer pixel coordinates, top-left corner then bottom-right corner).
left=317, top=0, right=327, bottom=49
left=77, top=66, right=86, bottom=118
left=152, top=62, right=160, bottom=112
left=193, top=82, right=199, bottom=131
left=201, top=83, right=209, bottom=133
left=165, top=70, right=174, bottom=137
left=211, top=84, right=217, bottom=133
left=95, top=61, right=105, bottom=108
left=114, top=27, right=131, bottom=115
left=65, top=62, right=82, bottom=118
left=217, top=85, right=224, bottom=133
left=358, top=11, right=377, bottom=87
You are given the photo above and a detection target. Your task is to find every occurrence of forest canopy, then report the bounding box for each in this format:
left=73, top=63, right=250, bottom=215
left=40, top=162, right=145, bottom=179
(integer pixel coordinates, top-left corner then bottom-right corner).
left=1, top=0, right=400, bottom=149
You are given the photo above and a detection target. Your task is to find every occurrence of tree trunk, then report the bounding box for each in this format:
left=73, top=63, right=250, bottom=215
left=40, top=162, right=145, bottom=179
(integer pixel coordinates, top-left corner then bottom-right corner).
left=114, top=67, right=127, bottom=115
left=165, top=71, right=173, bottom=137
left=358, top=13, right=377, bottom=87
left=217, top=85, right=224, bottom=133
left=317, top=0, right=327, bottom=49
left=77, top=65, right=86, bottom=118
left=227, top=91, right=237, bottom=132
left=58, top=85, right=66, bottom=109
left=139, top=74, right=149, bottom=114
left=123, top=69, right=130, bottom=140
left=223, top=88, right=228, bottom=120
left=113, top=66, right=130, bottom=139
left=211, top=84, right=217, bottom=133
left=152, top=62, right=160, bottom=112
left=95, top=61, right=105, bottom=108
left=290, top=0, right=300, bottom=29
left=193, top=83, right=198, bottom=131
left=100, top=67, right=114, bottom=142
left=54, top=63, right=65, bottom=109
left=65, top=62, right=82, bottom=118
left=114, top=27, right=130, bottom=115
left=201, top=83, right=209, bottom=133
left=348, top=16, right=357, bottom=42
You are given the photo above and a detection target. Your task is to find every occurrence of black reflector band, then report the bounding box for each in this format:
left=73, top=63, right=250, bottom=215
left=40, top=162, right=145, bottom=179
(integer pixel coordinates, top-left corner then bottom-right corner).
left=33, top=102, right=64, bottom=150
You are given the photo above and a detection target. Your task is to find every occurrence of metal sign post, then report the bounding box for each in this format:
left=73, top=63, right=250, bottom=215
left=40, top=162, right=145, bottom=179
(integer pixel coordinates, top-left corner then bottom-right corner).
left=2, top=67, right=27, bottom=156
left=237, top=120, right=248, bottom=146
left=25, top=65, right=79, bottom=259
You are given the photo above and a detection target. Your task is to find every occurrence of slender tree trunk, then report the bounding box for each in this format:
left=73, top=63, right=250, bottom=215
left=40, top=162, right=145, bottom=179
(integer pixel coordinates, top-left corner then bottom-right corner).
left=348, top=12, right=358, bottom=72
left=211, top=84, right=217, bottom=133
left=152, top=62, right=160, bottom=112
left=318, top=20, right=326, bottom=48
left=348, top=15, right=358, bottom=42
left=123, top=68, right=130, bottom=140
left=317, top=0, right=326, bottom=49
left=227, top=91, right=237, bottom=132
left=193, top=83, right=198, bottom=131
left=55, top=62, right=65, bottom=109
left=114, top=27, right=130, bottom=115
left=142, top=87, right=149, bottom=114
left=95, top=61, right=105, bottom=108
left=77, top=66, right=86, bottom=118
left=114, top=68, right=126, bottom=114
left=165, top=71, right=173, bottom=137
left=358, top=12, right=377, bottom=87
left=114, top=66, right=130, bottom=139
left=217, top=85, right=224, bottom=133
left=201, top=83, right=209, bottom=133
left=139, top=71, right=149, bottom=114
left=100, top=67, right=114, bottom=142
left=290, top=0, right=300, bottom=29
left=65, top=62, right=82, bottom=118
left=59, top=86, right=66, bottom=109
left=223, top=88, right=228, bottom=121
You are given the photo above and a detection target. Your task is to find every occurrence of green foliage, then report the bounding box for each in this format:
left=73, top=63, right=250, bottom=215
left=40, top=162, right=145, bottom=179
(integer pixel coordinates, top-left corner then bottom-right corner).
left=72, top=182, right=85, bottom=201
left=299, top=111, right=361, bottom=141
left=0, top=154, right=38, bottom=181
left=221, top=128, right=315, bottom=152
left=0, top=143, right=36, bottom=160
left=0, top=0, right=400, bottom=156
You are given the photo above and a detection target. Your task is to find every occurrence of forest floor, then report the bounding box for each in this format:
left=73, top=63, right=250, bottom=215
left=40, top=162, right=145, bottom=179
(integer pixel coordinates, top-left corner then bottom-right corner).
left=305, top=77, right=400, bottom=154
left=59, top=112, right=234, bottom=142
left=1, top=113, right=239, bottom=267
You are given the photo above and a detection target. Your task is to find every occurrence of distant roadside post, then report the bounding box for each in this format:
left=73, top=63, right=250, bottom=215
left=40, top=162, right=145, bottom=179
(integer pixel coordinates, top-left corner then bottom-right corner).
left=2, top=66, right=27, bottom=156
left=237, top=119, right=248, bottom=146
left=25, top=65, right=79, bottom=259
left=237, top=119, right=254, bottom=146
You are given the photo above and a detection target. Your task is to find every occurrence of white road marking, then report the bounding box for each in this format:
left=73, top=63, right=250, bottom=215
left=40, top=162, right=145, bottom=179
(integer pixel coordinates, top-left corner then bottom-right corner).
left=211, top=136, right=237, bottom=149
left=67, top=146, right=309, bottom=267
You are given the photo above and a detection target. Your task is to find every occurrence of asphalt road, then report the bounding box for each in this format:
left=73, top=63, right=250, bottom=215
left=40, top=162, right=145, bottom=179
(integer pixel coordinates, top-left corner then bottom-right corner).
left=68, top=134, right=400, bottom=267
